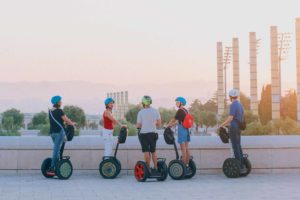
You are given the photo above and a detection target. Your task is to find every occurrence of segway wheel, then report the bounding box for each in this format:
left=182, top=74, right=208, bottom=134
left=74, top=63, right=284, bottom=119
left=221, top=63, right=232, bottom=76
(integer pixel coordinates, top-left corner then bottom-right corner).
left=240, top=157, right=252, bottom=177
left=223, top=158, right=241, bottom=178
left=185, top=159, right=197, bottom=179
left=115, top=159, right=122, bottom=177
left=99, top=159, right=119, bottom=179
left=56, top=159, right=73, bottom=180
left=168, top=160, right=186, bottom=180
left=156, top=161, right=168, bottom=181
left=41, top=158, right=54, bottom=178
left=134, top=161, right=148, bottom=182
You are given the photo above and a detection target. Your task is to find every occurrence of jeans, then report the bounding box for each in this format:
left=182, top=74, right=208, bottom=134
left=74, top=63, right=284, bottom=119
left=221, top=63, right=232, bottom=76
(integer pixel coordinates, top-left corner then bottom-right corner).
left=229, top=126, right=244, bottom=168
left=50, top=130, right=65, bottom=168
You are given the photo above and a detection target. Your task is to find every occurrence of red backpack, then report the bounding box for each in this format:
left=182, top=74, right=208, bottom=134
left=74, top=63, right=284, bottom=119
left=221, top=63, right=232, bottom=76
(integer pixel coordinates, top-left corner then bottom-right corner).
left=181, top=108, right=194, bottom=129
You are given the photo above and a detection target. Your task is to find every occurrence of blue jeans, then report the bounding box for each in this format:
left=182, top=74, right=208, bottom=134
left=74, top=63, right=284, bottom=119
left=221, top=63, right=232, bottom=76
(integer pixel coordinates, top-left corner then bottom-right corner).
left=177, top=124, right=190, bottom=144
left=229, top=126, right=244, bottom=168
left=50, top=130, right=65, bottom=168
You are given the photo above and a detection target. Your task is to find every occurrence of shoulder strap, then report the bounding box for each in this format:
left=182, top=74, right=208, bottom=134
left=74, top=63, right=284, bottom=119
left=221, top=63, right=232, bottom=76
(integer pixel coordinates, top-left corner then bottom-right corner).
left=49, top=109, right=65, bottom=133
left=180, top=108, right=188, bottom=114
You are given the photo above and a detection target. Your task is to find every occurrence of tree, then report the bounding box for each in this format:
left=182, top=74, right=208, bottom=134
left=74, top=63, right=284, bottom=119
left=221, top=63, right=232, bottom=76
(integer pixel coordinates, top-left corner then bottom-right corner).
left=203, top=99, right=217, bottom=113
left=189, top=99, right=203, bottom=132
left=88, top=122, right=99, bottom=130
left=1, top=108, right=24, bottom=130
left=125, top=105, right=141, bottom=124
left=244, top=110, right=259, bottom=124
left=159, top=108, right=176, bottom=125
left=30, top=111, right=48, bottom=129
left=240, top=92, right=250, bottom=110
left=199, top=111, right=217, bottom=134
left=258, top=85, right=272, bottom=125
left=281, top=89, right=297, bottom=120
left=63, top=105, right=86, bottom=128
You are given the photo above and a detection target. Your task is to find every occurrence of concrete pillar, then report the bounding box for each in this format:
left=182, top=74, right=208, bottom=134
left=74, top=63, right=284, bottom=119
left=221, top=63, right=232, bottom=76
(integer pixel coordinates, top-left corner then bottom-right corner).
left=270, top=26, right=281, bottom=120
left=217, top=42, right=225, bottom=116
left=296, top=19, right=300, bottom=121
left=249, top=32, right=258, bottom=115
left=232, top=38, right=240, bottom=90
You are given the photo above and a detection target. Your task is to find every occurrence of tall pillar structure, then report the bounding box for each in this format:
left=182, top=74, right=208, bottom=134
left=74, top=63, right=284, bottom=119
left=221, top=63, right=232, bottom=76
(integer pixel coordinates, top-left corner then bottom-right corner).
left=249, top=32, right=258, bottom=115
left=232, top=38, right=240, bottom=90
left=296, top=19, right=300, bottom=121
left=270, top=26, right=280, bottom=120
left=107, top=91, right=129, bottom=120
left=217, top=42, right=225, bottom=116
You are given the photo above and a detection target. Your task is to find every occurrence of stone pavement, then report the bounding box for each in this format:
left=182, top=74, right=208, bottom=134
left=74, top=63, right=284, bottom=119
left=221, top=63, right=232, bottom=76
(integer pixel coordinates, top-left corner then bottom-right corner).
left=0, top=172, right=300, bottom=200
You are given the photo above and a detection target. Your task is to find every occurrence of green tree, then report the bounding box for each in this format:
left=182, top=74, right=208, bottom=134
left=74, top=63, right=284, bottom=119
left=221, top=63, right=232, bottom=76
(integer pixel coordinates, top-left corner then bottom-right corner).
left=258, top=85, right=272, bottom=125
left=199, top=111, right=217, bottom=134
left=125, top=104, right=141, bottom=124
left=29, top=111, right=48, bottom=129
left=189, top=99, right=203, bottom=132
left=2, top=116, right=14, bottom=131
left=88, top=121, right=99, bottom=130
left=203, top=99, right=217, bottom=113
left=244, top=110, right=259, bottom=124
left=159, top=107, right=176, bottom=125
left=63, top=105, right=86, bottom=128
left=1, top=108, right=24, bottom=130
left=240, top=92, right=251, bottom=111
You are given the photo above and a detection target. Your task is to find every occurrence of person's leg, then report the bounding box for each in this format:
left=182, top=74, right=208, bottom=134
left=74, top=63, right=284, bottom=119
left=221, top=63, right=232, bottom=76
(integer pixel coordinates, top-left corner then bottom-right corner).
left=180, top=143, right=188, bottom=165
left=50, top=132, right=64, bottom=169
left=103, top=129, right=113, bottom=157
left=144, top=152, right=151, bottom=168
left=229, top=127, right=242, bottom=165
left=185, top=142, right=190, bottom=165
left=149, top=133, right=158, bottom=169
left=151, top=151, right=158, bottom=169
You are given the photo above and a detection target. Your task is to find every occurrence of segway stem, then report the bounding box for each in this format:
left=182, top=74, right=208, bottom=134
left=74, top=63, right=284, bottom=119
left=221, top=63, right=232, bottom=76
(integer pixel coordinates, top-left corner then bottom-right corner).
left=173, top=143, right=179, bottom=160
left=114, top=142, right=120, bottom=158
left=60, top=142, right=66, bottom=159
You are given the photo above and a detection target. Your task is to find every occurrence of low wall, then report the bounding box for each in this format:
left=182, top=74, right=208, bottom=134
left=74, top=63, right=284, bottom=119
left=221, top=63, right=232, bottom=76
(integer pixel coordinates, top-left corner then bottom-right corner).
left=1, top=136, right=300, bottom=174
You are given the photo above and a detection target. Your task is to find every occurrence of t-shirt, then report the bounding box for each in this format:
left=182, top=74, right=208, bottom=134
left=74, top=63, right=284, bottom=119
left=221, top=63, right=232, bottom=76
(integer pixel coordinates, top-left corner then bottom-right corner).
left=175, top=108, right=187, bottom=124
left=137, top=107, right=161, bottom=134
left=49, top=108, right=65, bottom=133
left=229, top=100, right=244, bottom=128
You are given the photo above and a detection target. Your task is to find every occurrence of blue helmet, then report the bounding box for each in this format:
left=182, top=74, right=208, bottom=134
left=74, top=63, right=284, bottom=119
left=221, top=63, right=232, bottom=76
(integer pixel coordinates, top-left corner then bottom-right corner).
left=51, top=96, right=62, bottom=105
left=175, top=97, right=187, bottom=106
left=104, top=97, right=115, bottom=106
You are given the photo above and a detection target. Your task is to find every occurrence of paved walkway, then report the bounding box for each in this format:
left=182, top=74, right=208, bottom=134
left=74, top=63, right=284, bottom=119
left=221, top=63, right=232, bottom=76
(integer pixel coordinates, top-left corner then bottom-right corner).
left=0, top=173, right=300, bottom=200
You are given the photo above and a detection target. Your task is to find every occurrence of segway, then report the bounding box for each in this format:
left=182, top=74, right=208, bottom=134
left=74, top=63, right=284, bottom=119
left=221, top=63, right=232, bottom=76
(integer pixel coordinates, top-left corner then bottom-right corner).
left=164, top=127, right=196, bottom=180
left=41, top=125, right=75, bottom=180
left=219, top=126, right=252, bottom=178
left=134, top=129, right=168, bottom=182
left=99, top=127, right=127, bottom=179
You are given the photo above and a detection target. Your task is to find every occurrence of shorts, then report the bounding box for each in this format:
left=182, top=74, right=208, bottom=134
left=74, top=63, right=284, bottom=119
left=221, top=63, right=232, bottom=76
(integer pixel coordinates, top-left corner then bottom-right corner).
left=177, top=124, right=191, bottom=144
left=138, top=132, right=158, bottom=153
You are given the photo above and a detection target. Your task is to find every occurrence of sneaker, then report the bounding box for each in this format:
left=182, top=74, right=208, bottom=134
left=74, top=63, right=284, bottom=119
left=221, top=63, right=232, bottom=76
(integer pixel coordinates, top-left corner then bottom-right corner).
left=46, top=168, right=55, bottom=176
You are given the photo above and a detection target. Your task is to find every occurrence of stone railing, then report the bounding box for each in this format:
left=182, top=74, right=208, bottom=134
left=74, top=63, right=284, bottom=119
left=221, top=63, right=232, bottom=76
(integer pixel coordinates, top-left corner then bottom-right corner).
left=0, top=135, right=300, bottom=174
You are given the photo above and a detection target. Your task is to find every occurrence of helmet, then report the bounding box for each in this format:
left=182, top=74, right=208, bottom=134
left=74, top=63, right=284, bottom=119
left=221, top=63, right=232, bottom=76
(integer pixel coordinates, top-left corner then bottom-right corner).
left=175, top=97, right=187, bottom=106
left=229, top=89, right=240, bottom=97
left=141, top=95, right=152, bottom=106
left=51, top=96, right=62, bottom=105
left=104, top=98, right=115, bottom=106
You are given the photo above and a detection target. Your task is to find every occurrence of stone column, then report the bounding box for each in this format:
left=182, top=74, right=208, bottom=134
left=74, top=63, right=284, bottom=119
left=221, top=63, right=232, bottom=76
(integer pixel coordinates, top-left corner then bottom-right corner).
left=249, top=32, right=258, bottom=115
left=217, top=42, right=225, bottom=116
left=232, top=38, right=240, bottom=90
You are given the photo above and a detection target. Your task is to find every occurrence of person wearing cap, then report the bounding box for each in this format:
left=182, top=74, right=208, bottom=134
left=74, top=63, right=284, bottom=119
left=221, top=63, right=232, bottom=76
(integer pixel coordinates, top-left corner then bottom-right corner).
left=167, top=97, right=191, bottom=168
left=136, top=96, right=161, bottom=175
left=102, top=98, right=126, bottom=157
left=220, top=89, right=247, bottom=174
left=47, top=96, right=76, bottom=176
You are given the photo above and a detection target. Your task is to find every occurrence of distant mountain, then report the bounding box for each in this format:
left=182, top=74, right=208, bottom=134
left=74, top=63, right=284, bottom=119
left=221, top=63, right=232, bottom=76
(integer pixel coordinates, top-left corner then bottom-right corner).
left=0, top=80, right=216, bottom=114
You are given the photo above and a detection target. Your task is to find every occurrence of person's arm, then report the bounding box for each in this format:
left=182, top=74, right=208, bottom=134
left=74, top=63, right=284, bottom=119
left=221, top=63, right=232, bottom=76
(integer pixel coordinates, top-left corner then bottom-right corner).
left=105, top=110, right=123, bottom=127
left=220, top=115, right=233, bottom=127
left=61, top=115, right=76, bottom=126
left=167, top=118, right=177, bottom=127
left=136, top=112, right=142, bottom=128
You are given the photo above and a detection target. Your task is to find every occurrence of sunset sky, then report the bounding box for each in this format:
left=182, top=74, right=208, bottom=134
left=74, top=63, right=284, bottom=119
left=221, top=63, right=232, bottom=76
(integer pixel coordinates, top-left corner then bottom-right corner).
left=0, top=0, right=299, bottom=98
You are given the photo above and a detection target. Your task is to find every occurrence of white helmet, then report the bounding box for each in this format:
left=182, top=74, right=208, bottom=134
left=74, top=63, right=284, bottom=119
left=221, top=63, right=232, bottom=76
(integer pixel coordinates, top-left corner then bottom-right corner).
left=229, top=89, right=240, bottom=97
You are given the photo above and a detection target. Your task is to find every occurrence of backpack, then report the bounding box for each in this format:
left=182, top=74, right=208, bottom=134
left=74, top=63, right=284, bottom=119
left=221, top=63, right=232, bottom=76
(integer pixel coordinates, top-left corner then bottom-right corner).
left=181, top=108, right=194, bottom=129
left=219, top=126, right=229, bottom=144
left=118, top=127, right=128, bottom=144
left=164, top=127, right=175, bottom=145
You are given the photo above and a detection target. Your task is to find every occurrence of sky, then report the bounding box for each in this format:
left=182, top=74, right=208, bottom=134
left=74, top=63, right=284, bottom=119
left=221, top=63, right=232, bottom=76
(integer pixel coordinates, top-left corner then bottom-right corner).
left=0, top=0, right=299, bottom=99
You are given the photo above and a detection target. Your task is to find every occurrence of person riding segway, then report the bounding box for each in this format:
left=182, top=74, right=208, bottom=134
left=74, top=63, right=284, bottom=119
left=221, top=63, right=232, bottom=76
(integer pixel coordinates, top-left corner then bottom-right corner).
left=134, top=96, right=168, bottom=182
left=41, top=96, right=76, bottom=180
left=166, top=97, right=196, bottom=180
left=219, top=89, right=252, bottom=178
left=99, top=127, right=128, bottom=179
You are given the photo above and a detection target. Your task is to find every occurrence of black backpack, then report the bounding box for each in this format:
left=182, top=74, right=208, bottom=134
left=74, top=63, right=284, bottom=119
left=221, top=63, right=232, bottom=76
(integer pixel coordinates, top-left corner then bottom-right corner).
left=164, top=127, right=175, bottom=145
left=118, top=127, right=127, bottom=144
left=219, top=126, right=229, bottom=144
left=65, top=125, right=75, bottom=141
